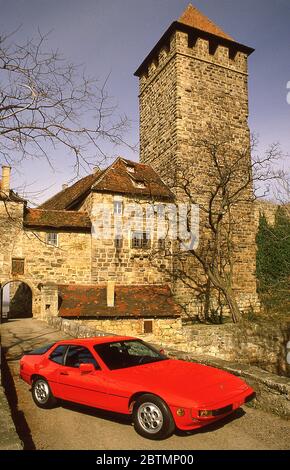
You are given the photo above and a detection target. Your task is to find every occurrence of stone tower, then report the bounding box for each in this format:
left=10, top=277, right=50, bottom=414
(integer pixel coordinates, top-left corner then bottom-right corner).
left=135, top=4, right=259, bottom=315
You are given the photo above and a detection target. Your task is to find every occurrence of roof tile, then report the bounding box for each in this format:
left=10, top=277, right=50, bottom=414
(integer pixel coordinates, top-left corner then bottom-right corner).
left=24, top=208, right=91, bottom=230
left=58, top=284, right=182, bottom=318
left=179, top=4, right=233, bottom=41
left=39, top=158, right=174, bottom=211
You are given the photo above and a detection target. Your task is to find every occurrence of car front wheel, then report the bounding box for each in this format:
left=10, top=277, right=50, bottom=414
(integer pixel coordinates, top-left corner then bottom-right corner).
left=133, top=394, right=175, bottom=440
left=32, top=378, right=57, bottom=409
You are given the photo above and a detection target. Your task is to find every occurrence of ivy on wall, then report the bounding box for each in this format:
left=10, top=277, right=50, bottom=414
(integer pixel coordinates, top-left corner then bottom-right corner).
left=256, top=207, right=290, bottom=313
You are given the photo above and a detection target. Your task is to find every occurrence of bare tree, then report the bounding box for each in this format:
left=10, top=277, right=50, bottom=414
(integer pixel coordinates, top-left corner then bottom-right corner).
left=0, top=29, right=130, bottom=173
left=155, top=129, right=286, bottom=323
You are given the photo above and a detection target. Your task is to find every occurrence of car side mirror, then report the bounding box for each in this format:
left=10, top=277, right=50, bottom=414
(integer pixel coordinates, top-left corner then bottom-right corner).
left=79, top=363, right=95, bottom=374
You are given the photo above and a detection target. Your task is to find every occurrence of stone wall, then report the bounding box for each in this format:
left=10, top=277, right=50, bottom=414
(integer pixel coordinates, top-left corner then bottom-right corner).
left=90, top=192, right=172, bottom=285
left=162, top=321, right=290, bottom=377
left=21, top=228, right=92, bottom=285
left=0, top=200, right=25, bottom=283
left=45, top=314, right=183, bottom=343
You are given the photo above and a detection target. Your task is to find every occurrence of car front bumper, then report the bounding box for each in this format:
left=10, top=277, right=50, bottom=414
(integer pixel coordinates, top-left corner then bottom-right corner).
left=170, top=389, right=256, bottom=431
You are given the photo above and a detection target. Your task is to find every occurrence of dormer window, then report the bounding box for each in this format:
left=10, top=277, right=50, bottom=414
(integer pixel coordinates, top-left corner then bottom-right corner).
left=127, top=166, right=135, bottom=174
left=132, top=179, right=146, bottom=189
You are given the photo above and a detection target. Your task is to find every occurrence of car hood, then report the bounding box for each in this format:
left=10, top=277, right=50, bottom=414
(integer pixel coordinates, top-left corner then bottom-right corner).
left=108, top=359, right=250, bottom=407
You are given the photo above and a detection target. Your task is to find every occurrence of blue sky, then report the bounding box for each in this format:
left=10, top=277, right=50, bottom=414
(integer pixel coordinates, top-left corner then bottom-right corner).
left=0, top=0, right=289, bottom=203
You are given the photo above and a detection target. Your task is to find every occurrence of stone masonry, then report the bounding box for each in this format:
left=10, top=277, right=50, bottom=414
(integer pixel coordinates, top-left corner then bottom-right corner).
left=136, top=4, right=259, bottom=313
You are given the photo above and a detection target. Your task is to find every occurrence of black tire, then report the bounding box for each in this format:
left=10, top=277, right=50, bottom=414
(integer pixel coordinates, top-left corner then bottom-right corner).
left=32, top=377, right=57, bottom=409
left=133, top=394, right=175, bottom=440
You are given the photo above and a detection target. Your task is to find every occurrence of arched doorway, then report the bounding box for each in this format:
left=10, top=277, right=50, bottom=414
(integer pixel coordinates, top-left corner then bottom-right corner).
left=1, top=281, right=33, bottom=320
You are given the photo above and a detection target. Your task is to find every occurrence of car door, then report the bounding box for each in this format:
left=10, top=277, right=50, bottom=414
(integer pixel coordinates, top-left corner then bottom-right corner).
left=44, top=344, right=69, bottom=397
left=56, top=345, right=110, bottom=409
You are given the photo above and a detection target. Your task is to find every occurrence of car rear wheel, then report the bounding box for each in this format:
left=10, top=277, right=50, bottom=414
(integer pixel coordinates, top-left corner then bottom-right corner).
left=32, top=378, right=57, bottom=409
left=133, top=394, right=175, bottom=440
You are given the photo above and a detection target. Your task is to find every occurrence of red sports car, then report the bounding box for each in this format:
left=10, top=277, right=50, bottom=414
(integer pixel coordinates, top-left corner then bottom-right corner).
left=20, top=336, right=255, bottom=440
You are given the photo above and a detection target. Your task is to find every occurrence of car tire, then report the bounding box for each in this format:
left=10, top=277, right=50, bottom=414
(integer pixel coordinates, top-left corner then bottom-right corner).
left=32, top=378, right=57, bottom=409
left=133, top=394, right=175, bottom=440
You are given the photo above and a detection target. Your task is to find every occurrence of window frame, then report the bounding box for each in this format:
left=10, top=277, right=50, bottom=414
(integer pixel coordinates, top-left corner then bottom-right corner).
left=63, top=345, right=100, bottom=370
left=114, top=236, right=123, bottom=249
left=131, top=231, right=151, bottom=250
left=49, top=344, right=68, bottom=365
left=46, top=232, right=58, bottom=247
left=11, top=257, right=25, bottom=275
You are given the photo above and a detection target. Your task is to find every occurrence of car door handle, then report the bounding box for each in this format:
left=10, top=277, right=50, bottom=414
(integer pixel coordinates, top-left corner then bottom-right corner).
left=60, top=371, right=69, bottom=376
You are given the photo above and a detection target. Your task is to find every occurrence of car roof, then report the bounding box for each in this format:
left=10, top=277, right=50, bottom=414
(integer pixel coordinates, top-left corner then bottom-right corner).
left=54, top=335, right=137, bottom=347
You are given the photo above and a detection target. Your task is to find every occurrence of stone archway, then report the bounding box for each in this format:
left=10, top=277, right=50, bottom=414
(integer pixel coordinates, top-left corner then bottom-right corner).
left=1, top=280, right=33, bottom=320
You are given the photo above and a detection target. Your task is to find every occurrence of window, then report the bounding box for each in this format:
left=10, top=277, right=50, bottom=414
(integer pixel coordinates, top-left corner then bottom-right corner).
left=12, top=258, right=24, bottom=275
left=65, top=345, right=100, bottom=369
left=132, top=179, right=146, bottom=189
left=126, top=166, right=135, bottom=174
left=131, top=231, right=150, bottom=249
left=114, top=236, right=123, bottom=249
left=94, top=340, right=167, bottom=370
left=47, top=232, right=58, bottom=246
left=49, top=345, right=67, bottom=365
left=114, top=201, right=123, bottom=215
left=144, top=320, right=153, bottom=334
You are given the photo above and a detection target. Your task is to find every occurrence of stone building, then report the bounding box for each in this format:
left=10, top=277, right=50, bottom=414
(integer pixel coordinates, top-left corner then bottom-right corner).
left=135, top=3, right=259, bottom=313
left=0, top=4, right=265, bottom=339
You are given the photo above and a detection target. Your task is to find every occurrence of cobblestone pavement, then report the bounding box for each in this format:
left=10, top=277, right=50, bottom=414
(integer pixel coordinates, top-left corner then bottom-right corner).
left=1, top=318, right=290, bottom=450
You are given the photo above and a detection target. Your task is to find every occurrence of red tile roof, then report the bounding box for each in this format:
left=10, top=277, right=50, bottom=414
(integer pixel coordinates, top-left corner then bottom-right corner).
left=39, top=171, right=102, bottom=210
left=92, top=158, right=174, bottom=200
left=179, top=4, right=233, bottom=41
left=39, top=158, right=174, bottom=211
left=58, top=284, right=182, bottom=318
left=134, top=4, right=254, bottom=77
left=24, top=208, right=91, bottom=230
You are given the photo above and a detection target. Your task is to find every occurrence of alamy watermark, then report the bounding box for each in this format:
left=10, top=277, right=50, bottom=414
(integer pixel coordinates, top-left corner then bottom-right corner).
left=287, top=81, right=290, bottom=105
left=91, top=202, right=199, bottom=252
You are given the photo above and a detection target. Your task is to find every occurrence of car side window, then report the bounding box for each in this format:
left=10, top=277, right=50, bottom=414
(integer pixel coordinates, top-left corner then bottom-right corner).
left=65, top=346, right=100, bottom=369
left=125, top=341, right=157, bottom=358
left=49, top=345, right=67, bottom=365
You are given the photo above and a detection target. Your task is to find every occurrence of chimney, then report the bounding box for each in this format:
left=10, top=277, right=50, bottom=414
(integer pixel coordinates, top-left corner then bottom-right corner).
left=107, top=281, right=115, bottom=307
left=62, top=184, right=68, bottom=190
left=1, top=166, right=11, bottom=194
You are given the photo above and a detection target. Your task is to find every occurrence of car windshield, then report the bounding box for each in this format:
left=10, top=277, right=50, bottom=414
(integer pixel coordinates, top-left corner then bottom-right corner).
left=94, top=340, right=168, bottom=370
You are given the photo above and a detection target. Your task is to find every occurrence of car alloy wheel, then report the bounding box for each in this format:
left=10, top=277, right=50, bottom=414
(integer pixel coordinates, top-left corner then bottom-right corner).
left=32, top=378, right=57, bottom=409
left=133, top=393, right=175, bottom=440
left=34, top=379, right=49, bottom=404
left=137, top=402, right=164, bottom=433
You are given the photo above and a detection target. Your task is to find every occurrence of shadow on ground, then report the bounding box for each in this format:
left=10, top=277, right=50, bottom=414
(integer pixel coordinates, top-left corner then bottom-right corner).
left=1, top=347, right=35, bottom=450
